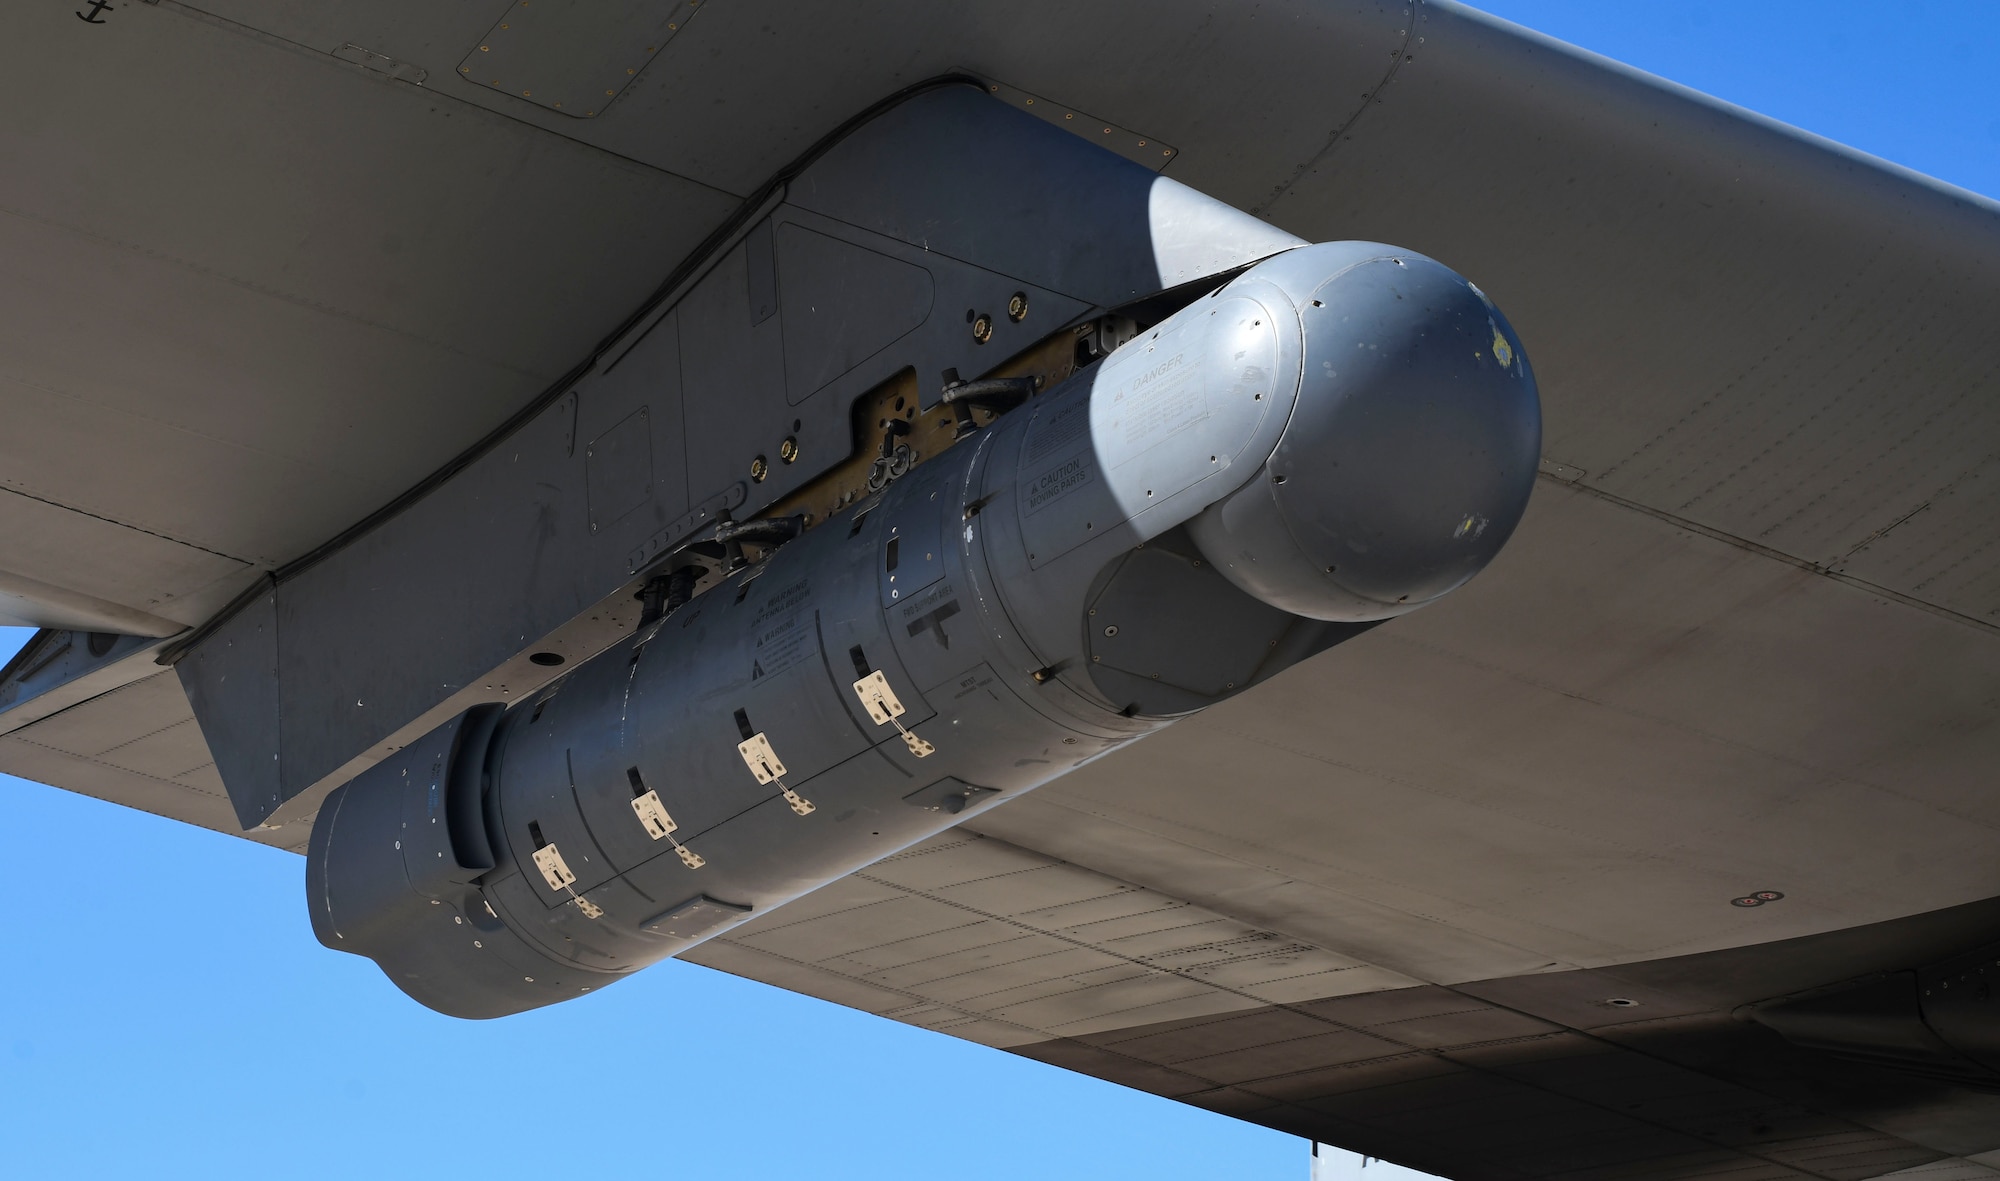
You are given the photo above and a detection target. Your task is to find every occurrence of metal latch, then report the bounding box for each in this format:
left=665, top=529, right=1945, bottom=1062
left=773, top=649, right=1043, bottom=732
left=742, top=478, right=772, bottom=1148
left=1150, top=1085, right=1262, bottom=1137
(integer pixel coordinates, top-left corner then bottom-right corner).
left=531, top=838, right=609, bottom=917
left=638, top=788, right=712, bottom=863
left=631, top=790, right=677, bottom=840
left=737, top=732, right=787, bottom=784
left=735, top=731, right=814, bottom=816
left=627, top=767, right=706, bottom=864
left=532, top=842, right=577, bottom=892
left=853, top=670, right=935, bottom=757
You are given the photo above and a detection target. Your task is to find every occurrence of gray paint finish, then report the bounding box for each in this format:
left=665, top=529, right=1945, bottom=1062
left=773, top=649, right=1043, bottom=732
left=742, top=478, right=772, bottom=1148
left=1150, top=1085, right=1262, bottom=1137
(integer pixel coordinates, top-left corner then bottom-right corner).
left=0, top=1, right=735, bottom=623
left=0, top=0, right=1984, bottom=970
left=0, top=490, right=244, bottom=635
left=690, top=837, right=2000, bottom=1174
left=0, top=0, right=1998, bottom=1169
left=5, top=0, right=1987, bottom=637
left=1258, top=3, right=2000, bottom=626
left=170, top=87, right=1276, bottom=826
left=302, top=241, right=1498, bottom=1016
left=169, top=0, right=1410, bottom=198
left=972, top=478, right=2000, bottom=982
left=685, top=831, right=1421, bottom=1050
left=0, top=670, right=294, bottom=848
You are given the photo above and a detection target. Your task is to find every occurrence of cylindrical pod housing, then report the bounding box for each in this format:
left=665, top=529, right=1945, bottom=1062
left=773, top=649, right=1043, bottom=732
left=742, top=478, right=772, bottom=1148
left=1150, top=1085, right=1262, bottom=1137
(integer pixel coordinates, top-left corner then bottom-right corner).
left=305, top=242, right=1541, bottom=1017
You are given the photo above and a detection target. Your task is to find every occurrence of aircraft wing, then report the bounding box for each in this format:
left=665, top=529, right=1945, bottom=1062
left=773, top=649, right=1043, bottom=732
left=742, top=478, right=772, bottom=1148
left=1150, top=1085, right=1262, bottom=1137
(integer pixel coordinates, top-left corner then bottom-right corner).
left=3, top=2, right=1998, bottom=1176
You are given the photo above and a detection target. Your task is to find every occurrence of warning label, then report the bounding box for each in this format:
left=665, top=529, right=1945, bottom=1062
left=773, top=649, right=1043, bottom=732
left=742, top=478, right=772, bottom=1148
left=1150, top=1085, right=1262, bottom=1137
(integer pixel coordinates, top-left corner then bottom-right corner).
left=751, top=578, right=810, bottom=629
left=1110, top=351, right=1206, bottom=453
left=1024, top=397, right=1089, bottom=465
left=750, top=610, right=817, bottom=680
left=1025, top=454, right=1094, bottom=515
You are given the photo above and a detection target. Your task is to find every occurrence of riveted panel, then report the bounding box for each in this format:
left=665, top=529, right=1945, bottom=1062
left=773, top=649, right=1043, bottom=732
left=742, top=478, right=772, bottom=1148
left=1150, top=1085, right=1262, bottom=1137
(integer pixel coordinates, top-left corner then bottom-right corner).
left=458, top=0, right=703, bottom=118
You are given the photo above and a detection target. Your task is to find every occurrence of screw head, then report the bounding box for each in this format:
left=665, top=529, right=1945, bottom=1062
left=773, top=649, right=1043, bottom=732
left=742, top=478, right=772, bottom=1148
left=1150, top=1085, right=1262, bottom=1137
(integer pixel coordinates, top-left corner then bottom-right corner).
left=749, top=455, right=769, bottom=482
left=778, top=436, right=799, bottom=463
left=1007, top=292, right=1028, bottom=322
left=971, top=314, right=993, bottom=344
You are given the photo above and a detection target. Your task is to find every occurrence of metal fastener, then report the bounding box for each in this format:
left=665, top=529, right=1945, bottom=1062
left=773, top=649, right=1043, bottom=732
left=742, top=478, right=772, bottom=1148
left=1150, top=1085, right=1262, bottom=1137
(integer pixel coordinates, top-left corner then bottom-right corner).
left=749, top=456, right=769, bottom=482
left=972, top=315, right=993, bottom=344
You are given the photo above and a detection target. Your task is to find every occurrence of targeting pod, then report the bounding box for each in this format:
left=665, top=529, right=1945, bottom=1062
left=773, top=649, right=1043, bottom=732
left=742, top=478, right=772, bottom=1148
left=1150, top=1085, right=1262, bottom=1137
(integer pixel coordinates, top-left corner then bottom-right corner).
left=307, top=241, right=1541, bottom=1017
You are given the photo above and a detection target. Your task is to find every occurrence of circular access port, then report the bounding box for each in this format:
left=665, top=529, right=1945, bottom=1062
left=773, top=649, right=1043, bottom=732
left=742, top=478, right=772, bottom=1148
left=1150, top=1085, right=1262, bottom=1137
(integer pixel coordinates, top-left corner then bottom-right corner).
left=528, top=652, right=565, bottom=667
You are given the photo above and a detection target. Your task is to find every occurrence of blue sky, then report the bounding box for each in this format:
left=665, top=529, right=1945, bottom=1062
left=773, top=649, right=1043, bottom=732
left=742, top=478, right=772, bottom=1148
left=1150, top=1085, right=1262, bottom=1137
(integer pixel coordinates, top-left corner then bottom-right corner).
left=3, top=4, right=1997, bottom=1178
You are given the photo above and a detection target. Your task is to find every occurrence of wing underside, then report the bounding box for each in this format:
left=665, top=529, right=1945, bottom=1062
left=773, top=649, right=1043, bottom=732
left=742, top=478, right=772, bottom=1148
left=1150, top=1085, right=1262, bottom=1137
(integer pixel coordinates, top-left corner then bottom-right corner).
left=2, top=0, right=1998, bottom=1174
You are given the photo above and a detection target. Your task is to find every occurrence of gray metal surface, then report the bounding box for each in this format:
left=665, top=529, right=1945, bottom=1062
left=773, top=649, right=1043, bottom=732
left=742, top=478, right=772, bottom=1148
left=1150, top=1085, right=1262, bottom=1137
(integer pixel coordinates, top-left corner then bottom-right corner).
left=1184, top=247, right=1539, bottom=620
left=979, top=476, right=2000, bottom=983
left=1, top=0, right=1997, bottom=1173
left=4, top=1, right=1992, bottom=637
left=457, top=0, right=703, bottom=118
left=1257, top=3, right=2000, bottom=628
left=0, top=2, right=736, bottom=613
left=309, top=243, right=1530, bottom=1015
left=171, top=86, right=1293, bottom=830
left=688, top=835, right=2000, bottom=1176
left=0, top=668, right=287, bottom=848
left=0, top=630, right=160, bottom=735
left=686, top=829, right=1424, bottom=1048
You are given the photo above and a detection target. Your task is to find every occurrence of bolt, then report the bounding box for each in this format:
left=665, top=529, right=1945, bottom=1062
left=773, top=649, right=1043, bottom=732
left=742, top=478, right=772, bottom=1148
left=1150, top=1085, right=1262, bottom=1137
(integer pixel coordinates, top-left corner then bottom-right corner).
left=749, top=455, right=769, bottom=482
left=1007, top=292, right=1028, bottom=322
left=779, top=436, right=799, bottom=463
left=972, top=314, right=993, bottom=344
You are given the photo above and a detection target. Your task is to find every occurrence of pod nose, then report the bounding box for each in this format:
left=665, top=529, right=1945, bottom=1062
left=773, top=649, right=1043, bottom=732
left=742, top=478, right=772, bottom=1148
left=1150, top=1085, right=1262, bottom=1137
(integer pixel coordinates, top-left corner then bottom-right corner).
left=1189, top=251, right=1542, bottom=621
